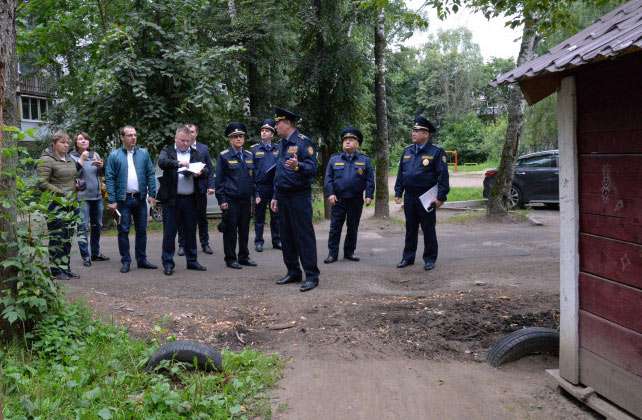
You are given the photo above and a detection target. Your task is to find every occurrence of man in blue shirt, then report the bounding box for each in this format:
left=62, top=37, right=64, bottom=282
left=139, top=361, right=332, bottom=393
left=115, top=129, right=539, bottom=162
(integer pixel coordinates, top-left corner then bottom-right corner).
left=271, top=107, right=320, bottom=292
left=323, top=127, right=374, bottom=264
left=215, top=123, right=257, bottom=270
left=394, top=116, right=450, bottom=271
left=251, top=119, right=281, bottom=252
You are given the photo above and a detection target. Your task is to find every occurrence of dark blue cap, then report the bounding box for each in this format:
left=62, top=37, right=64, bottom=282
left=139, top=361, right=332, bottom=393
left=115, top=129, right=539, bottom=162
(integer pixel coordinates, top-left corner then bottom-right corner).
left=225, top=122, right=247, bottom=137
left=274, top=107, right=300, bottom=123
left=413, top=116, right=436, bottom=133
left=260, top=118, right=276, bottom=133
left=340, top=127, right=363, bottom=144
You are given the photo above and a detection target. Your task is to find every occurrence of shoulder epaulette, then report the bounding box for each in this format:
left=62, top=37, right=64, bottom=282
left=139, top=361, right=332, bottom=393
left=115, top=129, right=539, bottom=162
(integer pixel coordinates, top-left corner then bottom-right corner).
left=250, top=143, right=259, bottom=148
left=298, top=133, right=309, bottom=141
left=243, top=150, right=252, bottom=155
left=404, top=144, right=414, bottom=149
left=220, top=149, right=229, bottom=155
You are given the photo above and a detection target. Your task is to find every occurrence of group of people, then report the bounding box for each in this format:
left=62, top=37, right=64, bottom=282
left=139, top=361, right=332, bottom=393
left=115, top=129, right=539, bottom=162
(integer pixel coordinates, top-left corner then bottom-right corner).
left=37, top=108, right=449, bottom=293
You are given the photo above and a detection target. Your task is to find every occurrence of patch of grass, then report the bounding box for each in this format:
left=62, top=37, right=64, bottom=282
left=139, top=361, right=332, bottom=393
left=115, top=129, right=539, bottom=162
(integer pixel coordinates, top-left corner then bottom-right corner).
left=1, top=303, right=282, bottom=419
left=450, top=160, right=497, bottom=173
left=447, top=187, right=483, bottom=202
left=313, top=195, right=326, bottom=223
left=446, top=210, right=486, bottom=224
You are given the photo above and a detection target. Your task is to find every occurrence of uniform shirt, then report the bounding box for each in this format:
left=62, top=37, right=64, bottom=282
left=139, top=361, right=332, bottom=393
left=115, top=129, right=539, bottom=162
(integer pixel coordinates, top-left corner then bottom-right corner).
left=324, top=151, right=375, bottom=199
left=176, top=146, right=194, bottom=195
left=251, top=141, right=280, bottom=194
left=214, top=147, right=255, bottom=204
left=274, top=129, right=317, bottom=193
left=394, top=141, right=450, bottom=201
left=126, top=150, right=139, bottom=193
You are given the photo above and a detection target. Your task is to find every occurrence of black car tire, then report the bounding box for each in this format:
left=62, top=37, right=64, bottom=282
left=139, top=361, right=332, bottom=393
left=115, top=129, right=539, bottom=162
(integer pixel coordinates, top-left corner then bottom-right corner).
left=507, top=185, right=524, bottom=210
left=150, top=205, right=163, bottom=222
left=145, top=340, right=223, bottom=372
left=487, top=327, right=559, bottom=367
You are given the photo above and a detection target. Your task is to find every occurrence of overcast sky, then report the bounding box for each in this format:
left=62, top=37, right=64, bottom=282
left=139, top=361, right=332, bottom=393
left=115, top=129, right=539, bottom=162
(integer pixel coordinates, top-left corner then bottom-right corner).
left=402, top=0, right=523, bottom=61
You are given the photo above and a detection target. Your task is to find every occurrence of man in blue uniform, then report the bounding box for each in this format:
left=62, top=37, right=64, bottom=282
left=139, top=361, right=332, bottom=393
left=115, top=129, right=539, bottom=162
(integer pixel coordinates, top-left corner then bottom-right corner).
left=251, top=119, right=281, bottom=252
left=394, top=116, right=450, bottom=271
left=270, top=107, right=320, bottom=292
left=215, top=122, right=257, bottom=270
left=156, top=125, right=208, bottom=276
left=323, top=127, right=375, bottom=264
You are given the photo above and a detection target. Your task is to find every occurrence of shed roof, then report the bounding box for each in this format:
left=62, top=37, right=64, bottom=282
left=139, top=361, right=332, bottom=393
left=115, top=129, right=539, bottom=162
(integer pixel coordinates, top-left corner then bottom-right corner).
left=493, top=0, right=642, bottom=104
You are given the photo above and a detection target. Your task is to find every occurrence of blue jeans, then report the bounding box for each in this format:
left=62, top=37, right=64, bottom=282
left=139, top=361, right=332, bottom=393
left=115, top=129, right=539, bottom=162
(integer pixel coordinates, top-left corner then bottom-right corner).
left=117, top=194, right=148, bottom=265
left=77, top=199, right=104, bottom=260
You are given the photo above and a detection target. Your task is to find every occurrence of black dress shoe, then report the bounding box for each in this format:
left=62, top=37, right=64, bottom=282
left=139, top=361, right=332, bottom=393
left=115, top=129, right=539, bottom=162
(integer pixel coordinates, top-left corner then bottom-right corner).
left=177, top=246, right=185, bottom=256
left=82, top=259, right=92, bottom=267
left=163, top=265, right=174, bottom=276
left=255, top=243, right=263, bottom=252
left=239, top=259, right=257, bottom=267
left=324, top=255, right=337, bottom=264
left=138, top=260, right=157, bottom=269
left=226, top=261, right=242, bottom=269
left=91, top=254, right=110, bottom=261
left=187, top=262, right=207, bottom=271
left=344, top=254, right=360, bottom=262
left=396, top=259, right=413, bottom=268
left=202, top=244, right=213, bottom=255
left=273, top=241, right=282, bottom=250
left=53, top=272, right=70, bottom=281
left=120, top=263, right=130, bottom=273
left=276, top=274, right=302, bottom=285
left=300, top=279, right=319, bottom=292
left=424, top=261, right=435, bottom=271
left=64, top=270, right=80, bottom=279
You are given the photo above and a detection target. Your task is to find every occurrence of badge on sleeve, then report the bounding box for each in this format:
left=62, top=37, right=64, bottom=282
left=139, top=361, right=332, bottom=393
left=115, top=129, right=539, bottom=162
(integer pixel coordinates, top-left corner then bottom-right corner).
left=357, top=168, right=364, bottom=175
left=422, top=159, right=429, bottom=167
left=308, top=146, right=314, bottom=156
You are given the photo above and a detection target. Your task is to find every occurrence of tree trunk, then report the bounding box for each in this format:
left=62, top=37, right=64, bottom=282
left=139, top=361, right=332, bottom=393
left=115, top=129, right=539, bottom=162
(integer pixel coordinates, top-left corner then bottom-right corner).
left=487, top=17, right=540, bottom=216
left=373, top=8, right=390, bottom=218
left=0, top=0, right=19, bottom=336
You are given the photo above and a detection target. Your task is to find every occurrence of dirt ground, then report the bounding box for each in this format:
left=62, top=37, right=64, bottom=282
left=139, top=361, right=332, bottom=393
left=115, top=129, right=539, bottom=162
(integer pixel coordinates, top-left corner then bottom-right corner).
left=64, top=207, right=601, bottom=419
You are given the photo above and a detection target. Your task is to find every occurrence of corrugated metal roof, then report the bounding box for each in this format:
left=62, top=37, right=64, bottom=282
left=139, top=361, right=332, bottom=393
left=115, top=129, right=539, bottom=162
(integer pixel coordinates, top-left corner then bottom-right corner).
left=493, top=0, right=642, bottom=86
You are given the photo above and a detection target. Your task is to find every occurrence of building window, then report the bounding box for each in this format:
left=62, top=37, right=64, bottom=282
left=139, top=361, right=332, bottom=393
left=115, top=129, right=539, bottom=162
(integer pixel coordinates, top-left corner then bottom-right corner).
left=20, top=95, right=51, bottom=122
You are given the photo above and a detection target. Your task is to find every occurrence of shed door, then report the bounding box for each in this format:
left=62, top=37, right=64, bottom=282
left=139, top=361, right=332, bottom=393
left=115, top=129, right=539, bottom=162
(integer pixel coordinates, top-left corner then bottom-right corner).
left=576, top=55, right=642, bottom=418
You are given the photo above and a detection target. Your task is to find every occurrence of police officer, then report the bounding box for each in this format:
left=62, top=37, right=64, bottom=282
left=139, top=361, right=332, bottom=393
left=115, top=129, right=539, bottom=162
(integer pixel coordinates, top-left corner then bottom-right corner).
left=270, top=107, right=320, bottom=292
left=215, top=122, right=257, bottom=269
left=323, top=127, right=374, bottom=264
left=251, top=119, right=281, bottom=252
left=394, top=116, right=450, bottom=271
left=156, top=125, right=208, bottom=275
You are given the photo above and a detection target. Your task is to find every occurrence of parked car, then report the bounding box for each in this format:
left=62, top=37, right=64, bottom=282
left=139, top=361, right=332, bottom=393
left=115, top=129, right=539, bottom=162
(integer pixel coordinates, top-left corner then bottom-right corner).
left=483, top=149, right=559, bottom=209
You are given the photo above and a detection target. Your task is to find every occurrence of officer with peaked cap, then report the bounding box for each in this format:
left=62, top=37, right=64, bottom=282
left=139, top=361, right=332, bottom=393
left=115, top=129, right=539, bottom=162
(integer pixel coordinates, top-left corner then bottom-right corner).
left=251, top=118, right=281, bottom=252
left=270, top=107, right=320, bottom=292
left=215, top=122, right=257, bottom=269
left=394, top=116, right=449, bottom=271
left=323, top=127, right=374, bottom=264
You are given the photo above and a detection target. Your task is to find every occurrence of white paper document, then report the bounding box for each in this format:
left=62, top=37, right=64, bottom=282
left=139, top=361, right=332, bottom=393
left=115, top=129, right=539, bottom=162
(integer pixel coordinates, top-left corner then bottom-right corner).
left=177, top=161, right=206, bottom=175
left=419, top=185, right=438, bottom=212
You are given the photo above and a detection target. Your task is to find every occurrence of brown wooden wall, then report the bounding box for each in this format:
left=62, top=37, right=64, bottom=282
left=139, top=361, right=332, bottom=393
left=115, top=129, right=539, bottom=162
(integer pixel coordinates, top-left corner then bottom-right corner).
left=575, top=52, right=642, bottom=418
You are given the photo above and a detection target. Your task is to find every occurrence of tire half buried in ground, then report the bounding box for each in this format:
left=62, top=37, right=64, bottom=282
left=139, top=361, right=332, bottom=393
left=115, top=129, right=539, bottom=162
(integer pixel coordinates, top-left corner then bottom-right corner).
left=146, top=340, right=223, bottom=372
left=487, top=327, right=559, bottom=367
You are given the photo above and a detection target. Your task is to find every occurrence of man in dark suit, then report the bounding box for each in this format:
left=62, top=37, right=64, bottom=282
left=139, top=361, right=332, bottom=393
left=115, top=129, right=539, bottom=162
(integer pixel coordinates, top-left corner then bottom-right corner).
left=156, top=125, right=208, bottom=275
left=177, top=123, right=215, bottom=256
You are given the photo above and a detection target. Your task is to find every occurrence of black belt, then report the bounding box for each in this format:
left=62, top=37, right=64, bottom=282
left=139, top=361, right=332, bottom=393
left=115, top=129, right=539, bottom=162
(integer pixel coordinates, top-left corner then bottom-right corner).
left=125, top=192, right=140, bottom=198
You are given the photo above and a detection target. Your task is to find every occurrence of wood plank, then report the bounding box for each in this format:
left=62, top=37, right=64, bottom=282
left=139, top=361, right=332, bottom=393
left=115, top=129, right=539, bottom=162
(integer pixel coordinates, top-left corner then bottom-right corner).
left=579, top=274, right=642, bottom=333
left=578, top=129, right=642, bottom=154
left=579, top=234, right=642, bottom=289
left=579, top=348, right=642, bottom=418
left=580, top=213, right=642, bottom=245
left=558, top=76, right=580, bottom=384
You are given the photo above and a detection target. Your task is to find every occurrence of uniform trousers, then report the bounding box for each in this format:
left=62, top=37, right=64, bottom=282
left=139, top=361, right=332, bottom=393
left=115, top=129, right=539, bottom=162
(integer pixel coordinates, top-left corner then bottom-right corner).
left=254, top=187, right=280, bottom=246
left=162, top=194, right=198, bottom=267
left=277, top=190, right=320, bottom=281
left=222, top=197, right=251, bottom=263
left=402, top=193, right=438, bottom=264
left=327, top=197, right=364, bottom=258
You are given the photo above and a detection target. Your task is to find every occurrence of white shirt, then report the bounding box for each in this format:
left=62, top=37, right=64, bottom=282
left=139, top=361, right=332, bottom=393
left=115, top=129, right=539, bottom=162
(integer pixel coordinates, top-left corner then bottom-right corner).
left=176, top=147, right=194, bottom=195
left=126, top=150, right=139, bottom=193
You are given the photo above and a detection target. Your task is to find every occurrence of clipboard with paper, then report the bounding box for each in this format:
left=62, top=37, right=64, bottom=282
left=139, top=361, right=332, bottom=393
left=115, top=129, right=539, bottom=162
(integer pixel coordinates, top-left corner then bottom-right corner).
left=419, top=185, right=438, bottom=212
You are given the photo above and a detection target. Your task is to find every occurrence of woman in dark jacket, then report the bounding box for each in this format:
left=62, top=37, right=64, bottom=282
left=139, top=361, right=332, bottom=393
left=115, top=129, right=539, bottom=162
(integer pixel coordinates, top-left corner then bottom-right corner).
left=37, top=131, right=81, bottom=280
left=70, top=131, right=109, bottom=267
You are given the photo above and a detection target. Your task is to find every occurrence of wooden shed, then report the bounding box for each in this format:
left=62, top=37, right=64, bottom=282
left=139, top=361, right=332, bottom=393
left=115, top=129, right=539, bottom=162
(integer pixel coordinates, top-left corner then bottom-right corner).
left=495, top=1, right=642, bottom=418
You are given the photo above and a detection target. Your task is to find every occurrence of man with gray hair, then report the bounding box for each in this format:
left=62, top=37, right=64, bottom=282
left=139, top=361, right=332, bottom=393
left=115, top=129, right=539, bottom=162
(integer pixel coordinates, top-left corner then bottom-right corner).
left=156, top=125, right=208, bottom=275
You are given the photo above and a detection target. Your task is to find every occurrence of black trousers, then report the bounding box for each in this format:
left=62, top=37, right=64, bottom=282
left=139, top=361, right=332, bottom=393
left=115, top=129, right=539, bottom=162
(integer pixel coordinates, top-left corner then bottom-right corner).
left=327, top=197, right=364, bottom=258
left=402, top=194, right=438, bottom=264
left=277, top=190, right=320, bottom=281
left=162, top=195, right=198, bottom=268
left=254, top=188, right=280, bottom=246
left=223, top=197, right=251, bottom=263
left=178, top=192, right=209, bottom=248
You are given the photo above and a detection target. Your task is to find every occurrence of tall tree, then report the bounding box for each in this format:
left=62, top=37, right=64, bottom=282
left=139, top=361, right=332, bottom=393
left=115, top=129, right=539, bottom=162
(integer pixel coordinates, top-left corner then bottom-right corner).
left=373, top=7, right=390, bottom=217
left=0, top=0, right=18, bottom=335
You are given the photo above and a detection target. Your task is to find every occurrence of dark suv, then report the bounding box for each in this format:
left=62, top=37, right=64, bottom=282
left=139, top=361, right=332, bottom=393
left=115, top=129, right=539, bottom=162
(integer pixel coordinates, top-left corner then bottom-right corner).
left=483, top=149, right=559, bottom=209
